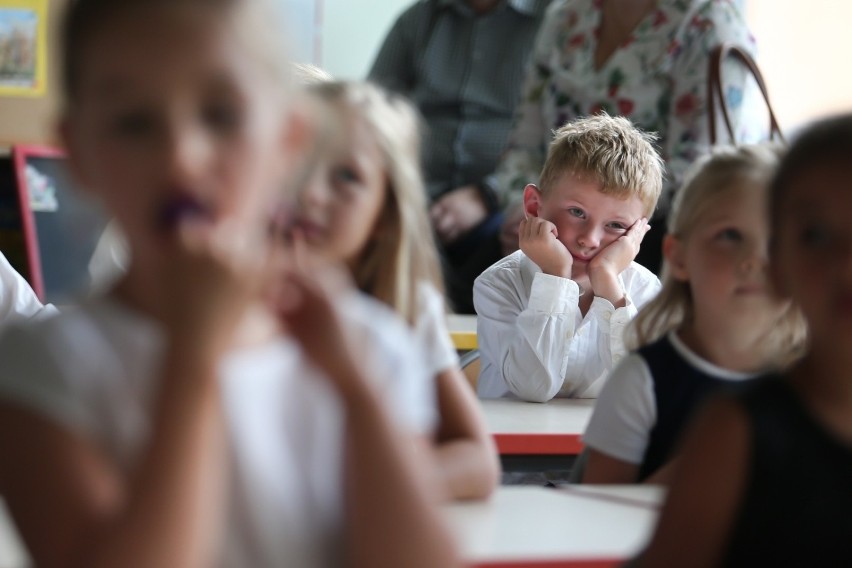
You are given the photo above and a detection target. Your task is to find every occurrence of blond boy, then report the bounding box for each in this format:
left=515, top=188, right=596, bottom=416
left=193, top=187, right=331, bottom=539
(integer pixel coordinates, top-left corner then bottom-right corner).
left=474, top=114, right=664, bottom=401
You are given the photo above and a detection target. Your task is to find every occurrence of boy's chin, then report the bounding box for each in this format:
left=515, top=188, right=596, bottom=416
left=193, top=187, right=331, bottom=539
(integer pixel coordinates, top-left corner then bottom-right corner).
left=570, top=268, right=591, bottom=289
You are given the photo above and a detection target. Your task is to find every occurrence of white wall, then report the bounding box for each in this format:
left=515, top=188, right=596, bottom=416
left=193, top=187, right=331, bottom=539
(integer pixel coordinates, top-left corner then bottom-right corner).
left=746, top=0, right=852, bottom=132
left=319, top=0, right=412, bottom=78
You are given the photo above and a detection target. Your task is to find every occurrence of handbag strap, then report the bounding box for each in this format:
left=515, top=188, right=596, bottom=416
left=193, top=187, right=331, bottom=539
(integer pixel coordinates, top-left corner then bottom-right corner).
left=707, top=43, right=784, bottom=145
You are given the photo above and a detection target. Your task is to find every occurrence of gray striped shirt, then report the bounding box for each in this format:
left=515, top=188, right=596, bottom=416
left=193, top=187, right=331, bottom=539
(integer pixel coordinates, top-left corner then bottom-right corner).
left=369, top=0, right=551, bottom=202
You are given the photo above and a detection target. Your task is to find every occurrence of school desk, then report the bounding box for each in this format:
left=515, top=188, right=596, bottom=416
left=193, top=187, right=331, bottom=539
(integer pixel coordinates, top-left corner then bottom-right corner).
left=482, top=398, right=593, bottom=455
left=481, top=398, right=594, bottom=475
left=443, top=485, right=664, bottom=568
left=448, top=313, right=478, bottom=350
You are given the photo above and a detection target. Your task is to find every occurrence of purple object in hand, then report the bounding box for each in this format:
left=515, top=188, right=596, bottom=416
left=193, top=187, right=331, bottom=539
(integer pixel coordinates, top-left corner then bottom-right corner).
left=158, top=195, right=211, bottom=230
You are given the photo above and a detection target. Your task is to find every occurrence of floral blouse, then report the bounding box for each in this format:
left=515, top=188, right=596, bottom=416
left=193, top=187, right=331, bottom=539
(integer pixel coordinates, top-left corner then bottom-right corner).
left=492, top=0, right=765, bottom=213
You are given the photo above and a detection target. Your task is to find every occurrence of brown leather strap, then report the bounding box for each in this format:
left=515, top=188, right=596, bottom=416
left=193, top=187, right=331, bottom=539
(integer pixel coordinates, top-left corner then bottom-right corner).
left=707, top=43, right=784, bottom=145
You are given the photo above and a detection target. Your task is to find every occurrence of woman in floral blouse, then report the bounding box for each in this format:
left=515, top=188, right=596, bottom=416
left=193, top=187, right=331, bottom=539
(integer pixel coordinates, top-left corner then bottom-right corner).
left=490, top=0, right=764, bottom=272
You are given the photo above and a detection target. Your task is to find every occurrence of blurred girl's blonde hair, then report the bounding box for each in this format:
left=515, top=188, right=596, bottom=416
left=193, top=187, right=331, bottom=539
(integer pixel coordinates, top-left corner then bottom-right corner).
left=310, top=80, right=443, bottom=325
left=627, top=144, right=807, bottom=365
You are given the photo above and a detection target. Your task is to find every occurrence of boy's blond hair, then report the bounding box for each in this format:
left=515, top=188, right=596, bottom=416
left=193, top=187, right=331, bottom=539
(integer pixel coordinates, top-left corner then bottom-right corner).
left=627, top=144, right=807, bottom=366
left=539, top=113, right=664, bottom=217
left=309, top=81, right=443, bottom=324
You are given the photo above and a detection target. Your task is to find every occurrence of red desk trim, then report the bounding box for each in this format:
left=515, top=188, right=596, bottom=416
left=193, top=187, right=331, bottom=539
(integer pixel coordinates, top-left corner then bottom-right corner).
left=492, top=433, right=584, bottom=455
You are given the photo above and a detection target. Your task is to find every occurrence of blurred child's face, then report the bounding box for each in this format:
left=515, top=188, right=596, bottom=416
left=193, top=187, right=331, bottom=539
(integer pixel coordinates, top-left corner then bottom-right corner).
left=668, top=182, right=787, bottom=329
left=531, top=172, right=645, bottom=284
left=772, top=163, right=852, bottom=343
left=293, top=110, right=387, bottom=268
left=62, top=6, right=292, bottom=266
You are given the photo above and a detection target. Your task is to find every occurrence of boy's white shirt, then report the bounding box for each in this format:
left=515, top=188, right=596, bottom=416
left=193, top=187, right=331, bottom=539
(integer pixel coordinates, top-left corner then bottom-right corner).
left=0, top=291, right=435, bottom=568
left=582, top=331, right=758, bottom=465
left=473, top=250, right=661, bottom=401
left=0, top=251, right=57, bottom=324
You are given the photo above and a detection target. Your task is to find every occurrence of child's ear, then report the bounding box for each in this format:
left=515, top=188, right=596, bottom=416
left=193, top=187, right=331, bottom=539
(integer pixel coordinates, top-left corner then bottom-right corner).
left=662, top=234, right=689, bottom=281
left=523, top=184, right=542, bottom=218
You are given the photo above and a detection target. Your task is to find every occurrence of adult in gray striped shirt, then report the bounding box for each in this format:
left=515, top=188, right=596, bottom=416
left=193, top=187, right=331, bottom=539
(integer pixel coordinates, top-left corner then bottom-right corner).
left=369, top=0, right=550, bottom=313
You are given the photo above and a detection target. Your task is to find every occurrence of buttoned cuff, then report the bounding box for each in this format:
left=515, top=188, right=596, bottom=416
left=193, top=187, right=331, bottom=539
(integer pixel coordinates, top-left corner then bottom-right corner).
left=590, top=294, right=637, bottom=334
left=528, top=272, right=581, bottom=313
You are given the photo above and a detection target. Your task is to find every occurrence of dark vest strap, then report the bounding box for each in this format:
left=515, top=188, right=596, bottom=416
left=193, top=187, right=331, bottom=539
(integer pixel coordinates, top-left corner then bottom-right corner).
left=638, top=336, right=734, bottom=480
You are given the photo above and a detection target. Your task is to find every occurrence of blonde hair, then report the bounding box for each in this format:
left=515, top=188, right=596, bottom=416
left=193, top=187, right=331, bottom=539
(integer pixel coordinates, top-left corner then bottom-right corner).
left=309, top=81, right=443, bottom=324
left=291, top=62, right=332, bottom=86
left=628, top=144, right=807, bottom=365
left=539, top=113, right=664, bottom=217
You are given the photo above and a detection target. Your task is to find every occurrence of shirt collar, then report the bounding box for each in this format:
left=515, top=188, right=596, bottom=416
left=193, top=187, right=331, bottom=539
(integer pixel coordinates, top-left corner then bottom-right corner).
left=437, top=0, right=547, bottom=17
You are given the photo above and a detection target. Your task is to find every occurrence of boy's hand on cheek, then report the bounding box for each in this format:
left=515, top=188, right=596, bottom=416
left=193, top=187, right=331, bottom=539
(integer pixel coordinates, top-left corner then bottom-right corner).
left=519, top=217, right=573, bottom=279
left=588, top=218, right=650, bottom=307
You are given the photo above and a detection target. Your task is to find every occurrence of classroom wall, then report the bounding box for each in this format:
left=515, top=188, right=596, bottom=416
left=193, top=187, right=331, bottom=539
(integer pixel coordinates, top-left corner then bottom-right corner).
left=0, top=0, right=394, bottom=145
left=745, top=0, right=852, bottom=132
left=319, top=0, right=410, bottom=79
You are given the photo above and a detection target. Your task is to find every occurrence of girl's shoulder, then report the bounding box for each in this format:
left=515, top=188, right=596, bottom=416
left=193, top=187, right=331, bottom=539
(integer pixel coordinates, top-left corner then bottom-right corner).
left=415, top=280, right=445, bottom=315
left=341, top=290, right=440, bottom=432
left=0, top=296, right=151, bottom=372
left=0, top=297, right=159, bottom=445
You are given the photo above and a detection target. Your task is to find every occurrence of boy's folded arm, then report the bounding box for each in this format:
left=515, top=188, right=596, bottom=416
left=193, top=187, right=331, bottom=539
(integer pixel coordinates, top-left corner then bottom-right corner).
left=587, top=294, right=639, bottom=368
left=501, top=273, right=583, bottom=402
left=595, top=272, right=662, bottom=367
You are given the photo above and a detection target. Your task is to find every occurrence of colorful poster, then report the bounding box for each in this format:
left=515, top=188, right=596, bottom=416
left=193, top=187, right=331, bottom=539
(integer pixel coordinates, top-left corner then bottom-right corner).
left=0, top=0, right=47, bottom=97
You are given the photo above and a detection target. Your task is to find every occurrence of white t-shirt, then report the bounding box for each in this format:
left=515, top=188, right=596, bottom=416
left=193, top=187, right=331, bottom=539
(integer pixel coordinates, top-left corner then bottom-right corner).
left=0, top=292, right=435, bottom=568
left=473, top=250, right=661, bottom=401
left=0, top=251, right=56, bottom=324
left=582, top=331, right=757, bottom=465
left=414, top=282, right=459, bottom=378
